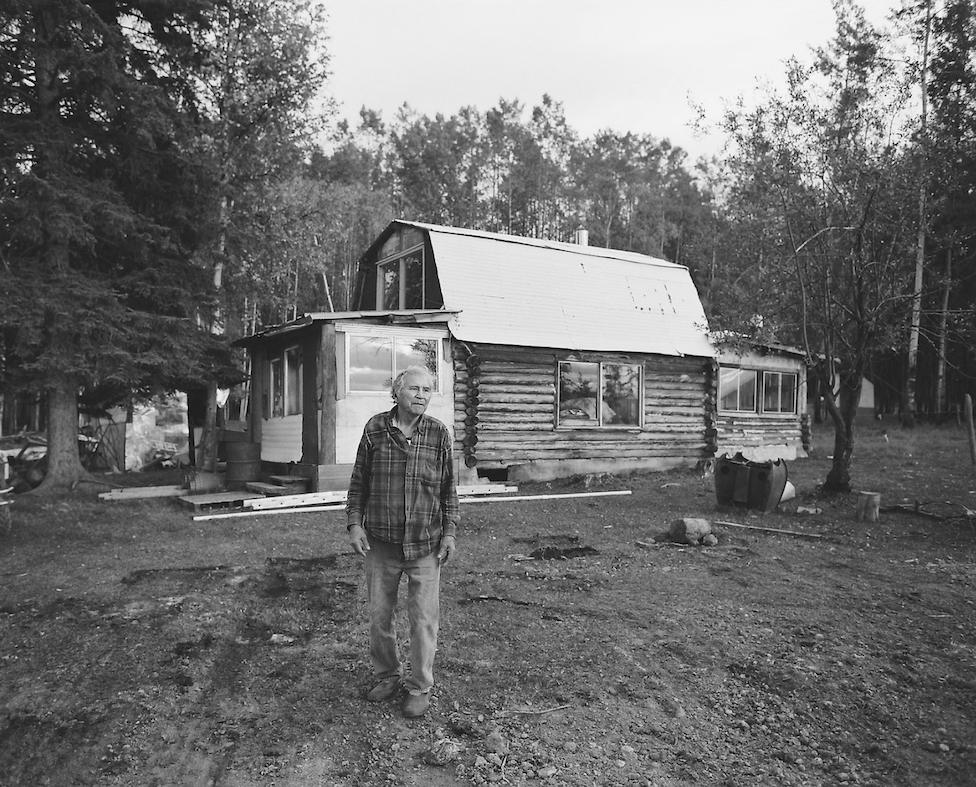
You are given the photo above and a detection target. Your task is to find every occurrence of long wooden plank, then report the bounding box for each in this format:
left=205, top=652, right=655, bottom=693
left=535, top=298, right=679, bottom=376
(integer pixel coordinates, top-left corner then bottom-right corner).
left=242, top=484, right=520, bottom=511
left=460, top=490, right=632, bottom=505
left=99, top=485, right=185, bottom=500
left=244, top=490, right=349, bottom=510
left=194, top=489, right=630, bottom=521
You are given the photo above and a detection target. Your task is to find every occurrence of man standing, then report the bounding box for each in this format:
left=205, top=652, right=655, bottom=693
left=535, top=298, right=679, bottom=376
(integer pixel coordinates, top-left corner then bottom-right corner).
left=346, top=364, right=459, bottom=718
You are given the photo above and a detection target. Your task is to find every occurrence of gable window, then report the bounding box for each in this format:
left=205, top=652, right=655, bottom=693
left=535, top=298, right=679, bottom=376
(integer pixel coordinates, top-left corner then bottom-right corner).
left=763, top=371, right=797, bottom=414
left=348, top=334, right=440, bottom=393
left=376, top=241, right=425, bottom=310
left=268, top=346, right=303, bottom=418
left=558, top=361, right=642, bottom=427
left=718, top=366, right=797, bottom=414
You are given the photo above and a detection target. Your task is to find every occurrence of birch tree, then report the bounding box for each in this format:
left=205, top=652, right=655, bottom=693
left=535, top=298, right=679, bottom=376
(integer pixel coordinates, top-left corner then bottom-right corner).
left=719, top=1, right=919, bottom=491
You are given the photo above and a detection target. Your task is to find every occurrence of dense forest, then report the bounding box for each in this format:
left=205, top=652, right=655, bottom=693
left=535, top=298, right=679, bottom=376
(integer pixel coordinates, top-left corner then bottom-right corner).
left=2, top=0, right=975, bottom=491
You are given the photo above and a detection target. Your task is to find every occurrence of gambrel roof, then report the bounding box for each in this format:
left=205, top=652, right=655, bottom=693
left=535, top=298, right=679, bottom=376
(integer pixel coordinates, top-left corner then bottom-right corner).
left=246, top=221, right=716, bottom=358
left=391, top=221, right=714, bottom=358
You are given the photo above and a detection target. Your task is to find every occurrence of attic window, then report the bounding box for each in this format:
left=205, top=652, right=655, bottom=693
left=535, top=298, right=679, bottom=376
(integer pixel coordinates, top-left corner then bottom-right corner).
left=376, top=244, right=424, bottom=310
left=558, top=361, right=642, bottom=428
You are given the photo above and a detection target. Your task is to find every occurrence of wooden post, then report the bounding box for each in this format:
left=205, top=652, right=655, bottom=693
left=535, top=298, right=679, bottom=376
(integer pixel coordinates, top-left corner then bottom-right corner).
left=856, top=491, right=881, bottom=522
left=965, top=394, right=976, bottom=467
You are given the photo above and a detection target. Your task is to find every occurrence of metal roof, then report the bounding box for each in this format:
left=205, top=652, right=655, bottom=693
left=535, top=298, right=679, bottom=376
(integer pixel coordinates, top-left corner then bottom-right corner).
left=401, top=221, right=714, bottom=357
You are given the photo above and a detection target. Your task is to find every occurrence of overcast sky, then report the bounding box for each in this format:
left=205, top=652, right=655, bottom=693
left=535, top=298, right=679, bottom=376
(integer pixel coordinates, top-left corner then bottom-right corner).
left=323, top=0, right=901, bottom=159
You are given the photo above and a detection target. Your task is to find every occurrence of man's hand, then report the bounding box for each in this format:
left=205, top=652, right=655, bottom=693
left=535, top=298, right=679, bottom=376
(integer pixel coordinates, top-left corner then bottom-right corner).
left=349, top=524, right=370, bottom=557
left=437, top=535, right=456, bottom=565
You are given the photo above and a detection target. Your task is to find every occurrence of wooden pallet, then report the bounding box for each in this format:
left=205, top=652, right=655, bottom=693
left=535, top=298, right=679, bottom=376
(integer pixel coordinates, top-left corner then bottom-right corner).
left=178, top=490, right=264, bottom=512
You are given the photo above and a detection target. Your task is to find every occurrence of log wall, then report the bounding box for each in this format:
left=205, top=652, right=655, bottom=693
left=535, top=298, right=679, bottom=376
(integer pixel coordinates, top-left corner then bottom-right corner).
left=714, top=412, right=804, bottom=450
left=453, top=343, right=711, bottom=470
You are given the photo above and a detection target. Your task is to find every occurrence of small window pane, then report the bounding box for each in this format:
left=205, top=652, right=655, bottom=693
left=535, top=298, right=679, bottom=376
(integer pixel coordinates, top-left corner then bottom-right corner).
left=781, top=373, right=796, bottom=413
left=270, top=357, right=284, bottom=417
left=559, top=362, right=599, bottom=424
left=286, top=347, right=302, bottom=415
left=740, top=371, right=756, bottom=410
left=763, top=372, right=780, bottom=412
left=379, top=260, right=399, bottom=310
left=719, top=368, right=740, bottom=411
left=401, top=228, right=423, bottom=249
left=603, top=363, right=641, bottom=425
left=403, top=252, right=423, bottom=308
left=395, top=337, right=439, bottom=391
left=380, top=234, right=400, bottom=258
left=349, top=335, right=393, bottom=391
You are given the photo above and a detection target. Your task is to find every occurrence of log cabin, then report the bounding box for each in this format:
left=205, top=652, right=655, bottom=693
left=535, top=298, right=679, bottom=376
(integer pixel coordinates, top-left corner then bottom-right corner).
left=232, top=220, right=807, bottom=490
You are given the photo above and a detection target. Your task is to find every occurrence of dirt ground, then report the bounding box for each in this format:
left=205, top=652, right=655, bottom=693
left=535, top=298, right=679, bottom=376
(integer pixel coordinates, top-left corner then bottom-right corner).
left=1, top=422, right=975, bottom=786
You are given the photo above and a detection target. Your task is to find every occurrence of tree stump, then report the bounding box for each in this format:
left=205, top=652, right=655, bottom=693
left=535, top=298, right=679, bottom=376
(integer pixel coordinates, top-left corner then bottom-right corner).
left=856, top=491, right=881, bottom=522
left=669, top=517, right=712, bottom=545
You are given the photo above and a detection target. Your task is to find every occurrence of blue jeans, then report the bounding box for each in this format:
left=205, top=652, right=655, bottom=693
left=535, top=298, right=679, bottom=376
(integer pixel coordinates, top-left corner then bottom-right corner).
left=364, top=536, right=440, bottom=693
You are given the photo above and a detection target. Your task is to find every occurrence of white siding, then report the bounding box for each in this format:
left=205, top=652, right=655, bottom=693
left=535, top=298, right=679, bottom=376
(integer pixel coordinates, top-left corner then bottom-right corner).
left=262, top=415, right=303, bottom=463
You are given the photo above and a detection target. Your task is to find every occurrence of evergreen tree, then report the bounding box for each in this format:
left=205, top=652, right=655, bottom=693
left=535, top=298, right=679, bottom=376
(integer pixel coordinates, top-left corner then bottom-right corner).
left=0, top=1, right=233, bottom=493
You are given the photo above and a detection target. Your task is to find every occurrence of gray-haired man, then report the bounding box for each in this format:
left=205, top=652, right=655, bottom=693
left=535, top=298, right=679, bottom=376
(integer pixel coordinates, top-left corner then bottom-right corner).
left=345, top=365, right=459, bottom=718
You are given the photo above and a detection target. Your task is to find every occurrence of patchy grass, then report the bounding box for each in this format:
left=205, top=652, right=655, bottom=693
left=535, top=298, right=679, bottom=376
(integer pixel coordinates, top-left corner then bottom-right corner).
left=1, top=422, right=974, bottom=786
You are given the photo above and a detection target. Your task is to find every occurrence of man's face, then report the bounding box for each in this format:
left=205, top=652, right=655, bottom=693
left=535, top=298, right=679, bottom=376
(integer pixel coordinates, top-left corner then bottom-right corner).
left=395, top=371, right=433, bottom=417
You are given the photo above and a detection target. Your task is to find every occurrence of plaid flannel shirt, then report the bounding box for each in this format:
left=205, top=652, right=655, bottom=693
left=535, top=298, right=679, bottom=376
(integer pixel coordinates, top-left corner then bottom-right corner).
left=345, top=408, right=459, bottom=560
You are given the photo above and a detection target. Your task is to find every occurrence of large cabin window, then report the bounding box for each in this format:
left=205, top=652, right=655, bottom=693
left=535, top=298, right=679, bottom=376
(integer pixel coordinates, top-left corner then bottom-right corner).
left=376, top=240, right=425, bottom=310
left=347, top=334, right=440, bottom=393
left=268, top=346, right=303, bottom=418
left=719, top=368, right=757, bottom=412
left=719, top=366, right=797, bottom=414
left=558, top=361, right=642, bottom=427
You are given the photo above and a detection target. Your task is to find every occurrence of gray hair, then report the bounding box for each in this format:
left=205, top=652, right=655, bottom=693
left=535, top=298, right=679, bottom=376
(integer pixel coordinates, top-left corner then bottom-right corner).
left=391, top=365, right=435, bottom=399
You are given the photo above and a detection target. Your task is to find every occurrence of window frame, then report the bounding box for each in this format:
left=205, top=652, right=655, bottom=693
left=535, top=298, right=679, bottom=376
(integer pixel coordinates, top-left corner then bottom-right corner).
left=266, top=345, right=303, bottom=419
left=718, top=367, right=758, bottom=413
left=344, top=331, right=442, bottom=395
left=762, top=370, right=797, bottom=414
left=557, top=360, right=644, bottom=429
left=718, top=365, right=798, bottom=415
left=375, top=242, right=425, bottom=310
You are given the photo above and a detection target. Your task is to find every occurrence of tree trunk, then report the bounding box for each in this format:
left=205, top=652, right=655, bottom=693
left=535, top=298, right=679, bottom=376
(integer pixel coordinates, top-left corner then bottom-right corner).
left=904, top=0, right=932, bottom=428
left=33, top=377, right=85, bottom=494
left=198, top=383, right=219, bottom=473
left=934, top=247, right=951, bottom=420
left=823, top=369, right=863, bottom=493
left=199, top=194, right=231, bottom=471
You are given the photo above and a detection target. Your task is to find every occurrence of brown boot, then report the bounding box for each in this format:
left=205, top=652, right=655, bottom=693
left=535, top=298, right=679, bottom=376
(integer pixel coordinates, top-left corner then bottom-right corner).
left=366, top=676, right=401, bottom=702
left=402, top=690, right=430, bottom=718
